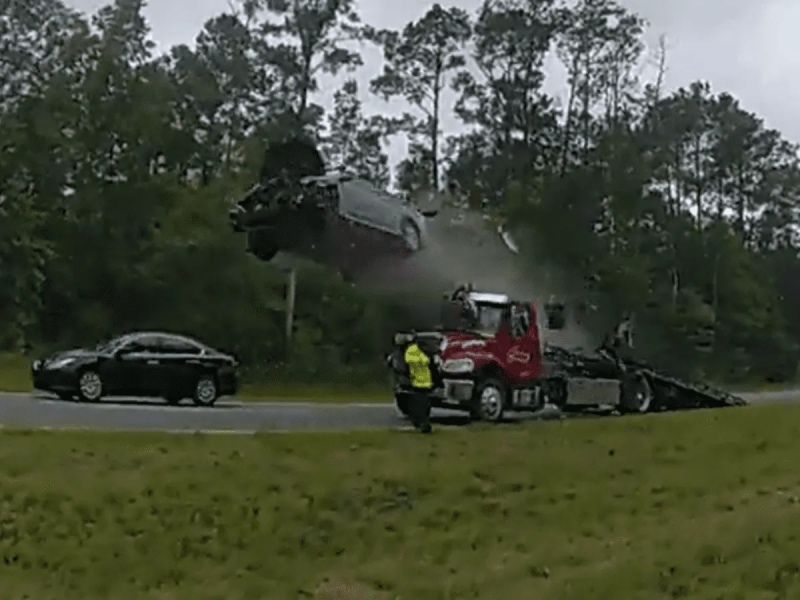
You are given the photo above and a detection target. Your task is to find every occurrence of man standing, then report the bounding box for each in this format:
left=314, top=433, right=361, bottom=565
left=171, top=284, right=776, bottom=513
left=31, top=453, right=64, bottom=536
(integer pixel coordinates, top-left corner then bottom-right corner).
left=403, top=333, right=436, bottom=434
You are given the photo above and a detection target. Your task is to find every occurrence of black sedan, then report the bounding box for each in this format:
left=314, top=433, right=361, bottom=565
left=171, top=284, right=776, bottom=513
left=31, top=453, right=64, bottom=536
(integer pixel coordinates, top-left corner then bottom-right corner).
left=30, top=331, right=239, bottom=406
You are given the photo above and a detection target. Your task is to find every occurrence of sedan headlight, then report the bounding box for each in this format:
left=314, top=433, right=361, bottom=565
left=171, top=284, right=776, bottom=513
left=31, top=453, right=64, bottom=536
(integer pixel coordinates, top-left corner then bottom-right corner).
left=47, top=357, right=78, bottom=369
left=442, top=358, right=475, bottom=374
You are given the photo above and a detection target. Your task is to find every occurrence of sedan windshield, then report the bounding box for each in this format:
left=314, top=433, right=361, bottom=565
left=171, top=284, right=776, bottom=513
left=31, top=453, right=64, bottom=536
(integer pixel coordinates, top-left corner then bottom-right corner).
left=94, top=336, right=127, bottom=352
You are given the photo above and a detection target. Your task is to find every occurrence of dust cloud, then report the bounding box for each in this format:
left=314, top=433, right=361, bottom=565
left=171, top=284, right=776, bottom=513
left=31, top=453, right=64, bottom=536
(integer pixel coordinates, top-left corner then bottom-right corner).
left=354, top=205, right=595, bottom=350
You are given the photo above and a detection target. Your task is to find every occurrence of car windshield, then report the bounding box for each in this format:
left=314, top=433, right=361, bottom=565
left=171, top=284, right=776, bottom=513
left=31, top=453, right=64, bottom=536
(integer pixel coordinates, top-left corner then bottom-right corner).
left=94, top=336, right=127, bottom=352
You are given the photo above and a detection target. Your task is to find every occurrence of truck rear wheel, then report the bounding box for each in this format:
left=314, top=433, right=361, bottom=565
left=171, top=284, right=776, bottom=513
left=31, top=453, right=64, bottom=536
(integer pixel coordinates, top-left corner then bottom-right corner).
left=471, top=378, right=506, bottom=422
left=619, top=372, right=653, bottom=414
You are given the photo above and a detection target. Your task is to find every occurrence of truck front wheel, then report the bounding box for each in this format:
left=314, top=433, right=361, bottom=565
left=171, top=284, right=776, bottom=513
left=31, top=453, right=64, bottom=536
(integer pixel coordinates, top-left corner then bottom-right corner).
left=471, top=378, right=506, bottom=422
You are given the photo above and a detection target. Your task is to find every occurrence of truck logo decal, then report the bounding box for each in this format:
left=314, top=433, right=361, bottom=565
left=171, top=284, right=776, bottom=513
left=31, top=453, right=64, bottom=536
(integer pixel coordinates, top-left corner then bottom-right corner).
left=507, top=348, right=530, bottom=363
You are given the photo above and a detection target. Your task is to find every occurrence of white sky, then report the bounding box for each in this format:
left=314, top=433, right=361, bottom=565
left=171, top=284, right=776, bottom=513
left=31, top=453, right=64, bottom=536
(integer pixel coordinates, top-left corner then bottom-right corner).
left=66, top=0, right=800, bottom=167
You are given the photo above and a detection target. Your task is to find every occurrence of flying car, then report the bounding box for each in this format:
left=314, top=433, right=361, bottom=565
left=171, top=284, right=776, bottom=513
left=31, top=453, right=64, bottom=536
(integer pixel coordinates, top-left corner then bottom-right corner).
left=229, top=137, right=437, bottom=275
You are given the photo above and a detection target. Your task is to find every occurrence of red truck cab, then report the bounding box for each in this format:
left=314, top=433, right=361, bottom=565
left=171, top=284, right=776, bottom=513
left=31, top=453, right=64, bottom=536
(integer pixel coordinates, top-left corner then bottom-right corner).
left=433, top=291, right=554, bottom=420
left=391, top=287, right=567, bottom=422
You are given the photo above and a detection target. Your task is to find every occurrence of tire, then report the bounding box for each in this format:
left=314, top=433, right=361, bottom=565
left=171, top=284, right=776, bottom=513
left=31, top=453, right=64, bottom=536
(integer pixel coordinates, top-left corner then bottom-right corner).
left=192, top=373, right=218, bottom=407
left=619, top=371, right=653, bottom=414
left=76, top=369, right=104, bottom=402
left=471, top=378, right=506, bottom=422
left=400, top=220, right=421, bottom=252
left=247, top=230, right=278, bottom=261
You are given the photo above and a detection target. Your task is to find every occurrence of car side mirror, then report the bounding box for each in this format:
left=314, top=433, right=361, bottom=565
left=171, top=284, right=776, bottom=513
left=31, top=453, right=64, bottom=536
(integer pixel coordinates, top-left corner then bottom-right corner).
left=113, top=347, right=130, bottom=359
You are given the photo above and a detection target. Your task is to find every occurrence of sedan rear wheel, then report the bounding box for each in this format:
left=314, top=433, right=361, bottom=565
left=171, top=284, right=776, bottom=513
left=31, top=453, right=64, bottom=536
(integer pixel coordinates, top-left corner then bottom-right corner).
left=77, top=370, right=103, bottom=402
left=193, top=374, right=218, bottom=407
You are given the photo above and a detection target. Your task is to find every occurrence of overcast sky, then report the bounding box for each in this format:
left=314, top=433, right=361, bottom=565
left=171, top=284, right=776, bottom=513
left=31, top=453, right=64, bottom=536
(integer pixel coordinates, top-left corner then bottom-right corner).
left=65, top=0, right=800, bottom=165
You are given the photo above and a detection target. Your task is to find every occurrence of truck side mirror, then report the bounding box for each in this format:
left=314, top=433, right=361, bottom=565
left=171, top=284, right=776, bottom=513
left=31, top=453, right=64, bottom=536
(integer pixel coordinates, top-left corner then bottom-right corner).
left=544, top=301, right=566, bottom=330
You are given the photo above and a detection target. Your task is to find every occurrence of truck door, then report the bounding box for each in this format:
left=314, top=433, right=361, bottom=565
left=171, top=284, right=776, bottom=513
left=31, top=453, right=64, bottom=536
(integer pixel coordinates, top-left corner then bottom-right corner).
left=506, top=303, right=541, bottom=380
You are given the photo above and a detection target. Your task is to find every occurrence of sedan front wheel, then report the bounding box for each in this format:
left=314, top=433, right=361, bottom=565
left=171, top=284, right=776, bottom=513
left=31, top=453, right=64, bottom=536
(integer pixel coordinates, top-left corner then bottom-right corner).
left=192, top=374, right=218, bottom=407
left=77, top=369, right=104, bottom=402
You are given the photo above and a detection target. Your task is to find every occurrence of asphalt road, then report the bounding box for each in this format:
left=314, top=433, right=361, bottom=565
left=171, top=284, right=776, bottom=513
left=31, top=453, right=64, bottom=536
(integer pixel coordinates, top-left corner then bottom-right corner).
left=0, top=388, right=795, bottom=434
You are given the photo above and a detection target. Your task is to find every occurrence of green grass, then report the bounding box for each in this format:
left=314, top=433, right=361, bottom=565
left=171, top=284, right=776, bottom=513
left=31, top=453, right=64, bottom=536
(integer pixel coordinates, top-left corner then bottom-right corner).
left=2, top=405, right=800, bottom=598
left=0, top=353, right=31, bottom=394
left=0, top=353, right=390, bottom=402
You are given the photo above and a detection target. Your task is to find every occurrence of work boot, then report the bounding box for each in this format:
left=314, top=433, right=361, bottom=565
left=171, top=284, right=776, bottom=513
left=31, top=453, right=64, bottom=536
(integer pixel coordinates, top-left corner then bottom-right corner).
left=420, top=422, right=432, bottom=434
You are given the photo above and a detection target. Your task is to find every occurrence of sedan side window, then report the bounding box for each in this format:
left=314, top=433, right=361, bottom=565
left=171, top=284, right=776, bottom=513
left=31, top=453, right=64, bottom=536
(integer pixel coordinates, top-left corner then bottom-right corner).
left=160, top=338, right=202, bottom=355
left=129, top=335, right=163, bottom=354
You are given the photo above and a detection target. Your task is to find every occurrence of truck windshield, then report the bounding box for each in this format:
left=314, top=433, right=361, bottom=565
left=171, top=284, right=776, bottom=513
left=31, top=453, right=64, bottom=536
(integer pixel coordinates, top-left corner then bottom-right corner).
left=475, top=304, right=505, bottom=335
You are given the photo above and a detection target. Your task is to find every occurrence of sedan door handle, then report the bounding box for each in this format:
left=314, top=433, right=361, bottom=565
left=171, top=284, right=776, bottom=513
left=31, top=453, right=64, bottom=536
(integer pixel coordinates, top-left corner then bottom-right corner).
left=147, top=360, right=159, bottom=365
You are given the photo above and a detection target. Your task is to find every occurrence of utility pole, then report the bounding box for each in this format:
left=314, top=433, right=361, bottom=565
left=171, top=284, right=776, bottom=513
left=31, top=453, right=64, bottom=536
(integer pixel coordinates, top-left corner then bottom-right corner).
left=285, top=267, right=296, bottom=345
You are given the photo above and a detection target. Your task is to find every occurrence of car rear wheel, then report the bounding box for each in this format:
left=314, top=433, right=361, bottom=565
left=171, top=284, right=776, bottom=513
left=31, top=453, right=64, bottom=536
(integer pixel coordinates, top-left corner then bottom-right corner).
left=401, top=220, right=421, bottom=252
left=247, top=230, right=278, bottom=261
left=77, top=369, right=103, bottom=402
left=193, top=374, right=218, bottom=407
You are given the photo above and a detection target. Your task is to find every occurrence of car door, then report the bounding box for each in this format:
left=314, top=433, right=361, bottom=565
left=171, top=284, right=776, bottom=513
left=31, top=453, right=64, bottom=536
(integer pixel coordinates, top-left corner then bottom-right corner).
left=123, top=334, right=169, bottom=397
left=102, top=335, right=160, bottom=396
left=157, top=335, right=205, bottom=397
left=506, top=303, right=540, bottom=380
left=96, top=338, right=139, bottom=396
left=338, top=179, right=396, bottom=234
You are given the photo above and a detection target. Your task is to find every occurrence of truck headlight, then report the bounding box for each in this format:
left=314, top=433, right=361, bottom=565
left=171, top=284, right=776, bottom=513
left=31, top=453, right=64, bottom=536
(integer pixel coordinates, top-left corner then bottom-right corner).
left=442, top=358, right=474, bottom=374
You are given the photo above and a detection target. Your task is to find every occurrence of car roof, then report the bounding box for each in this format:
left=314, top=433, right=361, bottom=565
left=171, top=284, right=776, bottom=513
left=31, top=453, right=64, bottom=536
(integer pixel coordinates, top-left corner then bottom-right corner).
left=118, top=331, right=206, bottom=347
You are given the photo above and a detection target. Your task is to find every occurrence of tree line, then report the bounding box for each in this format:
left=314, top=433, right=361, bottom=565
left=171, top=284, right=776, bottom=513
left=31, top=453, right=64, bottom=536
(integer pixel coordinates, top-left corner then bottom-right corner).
left=2, top=0, right=798, bottom=384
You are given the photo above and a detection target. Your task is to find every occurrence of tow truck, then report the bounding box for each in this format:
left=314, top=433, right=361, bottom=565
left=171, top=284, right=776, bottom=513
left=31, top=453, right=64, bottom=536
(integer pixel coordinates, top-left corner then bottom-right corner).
left=388, top=284, right=747, bottom=422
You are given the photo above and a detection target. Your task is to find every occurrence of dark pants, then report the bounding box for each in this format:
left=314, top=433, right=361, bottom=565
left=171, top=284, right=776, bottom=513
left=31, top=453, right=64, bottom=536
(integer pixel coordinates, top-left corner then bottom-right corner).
left=409, top=388, right=432, bottom=433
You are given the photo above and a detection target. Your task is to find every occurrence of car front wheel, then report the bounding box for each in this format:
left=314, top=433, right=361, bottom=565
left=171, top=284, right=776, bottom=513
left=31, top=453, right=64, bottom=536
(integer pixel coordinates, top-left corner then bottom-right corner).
left=193, top=374, right=218, bottom=407
left=77, top=369, right=104, bottom=402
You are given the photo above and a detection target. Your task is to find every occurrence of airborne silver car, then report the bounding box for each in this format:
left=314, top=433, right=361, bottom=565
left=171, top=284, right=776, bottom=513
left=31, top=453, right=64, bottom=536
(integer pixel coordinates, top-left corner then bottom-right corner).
left=305, top=173, right=431, bottom=251
left=230, top=170, right=436, bottom=275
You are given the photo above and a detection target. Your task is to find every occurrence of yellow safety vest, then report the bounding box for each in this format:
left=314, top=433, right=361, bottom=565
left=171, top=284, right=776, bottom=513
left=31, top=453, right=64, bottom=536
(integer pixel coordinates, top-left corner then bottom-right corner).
left=404, top=343, right=433, bottom=389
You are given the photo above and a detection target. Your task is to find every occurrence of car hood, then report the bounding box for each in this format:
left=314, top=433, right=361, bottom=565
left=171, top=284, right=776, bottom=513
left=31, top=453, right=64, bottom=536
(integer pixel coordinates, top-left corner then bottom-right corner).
left=42, top=348, right=99, bottom=364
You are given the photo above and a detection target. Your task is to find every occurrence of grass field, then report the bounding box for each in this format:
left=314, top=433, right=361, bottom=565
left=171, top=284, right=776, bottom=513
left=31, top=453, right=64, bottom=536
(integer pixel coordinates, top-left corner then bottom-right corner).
left=2, top=404, right=800, bottom=598
left=0, top=353, right=390, bottom=402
